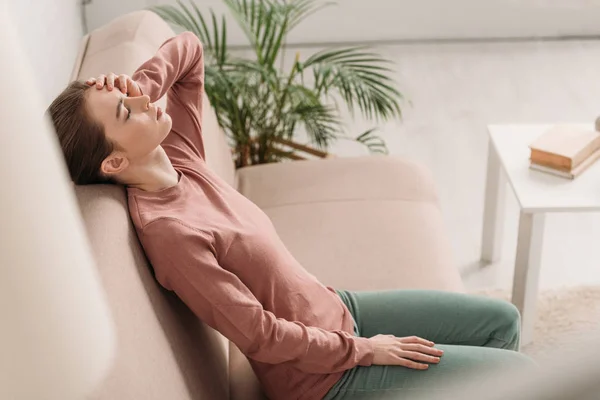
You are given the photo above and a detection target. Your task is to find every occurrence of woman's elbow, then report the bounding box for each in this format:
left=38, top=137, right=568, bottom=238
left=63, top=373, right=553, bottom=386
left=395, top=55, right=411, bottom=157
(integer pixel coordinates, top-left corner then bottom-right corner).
left=179, top=31, right=203, bottom=53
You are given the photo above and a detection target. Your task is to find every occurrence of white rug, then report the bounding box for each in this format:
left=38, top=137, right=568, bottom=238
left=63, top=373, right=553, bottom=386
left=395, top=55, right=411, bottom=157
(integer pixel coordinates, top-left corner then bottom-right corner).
left=474, top=286, right=600, bottom=359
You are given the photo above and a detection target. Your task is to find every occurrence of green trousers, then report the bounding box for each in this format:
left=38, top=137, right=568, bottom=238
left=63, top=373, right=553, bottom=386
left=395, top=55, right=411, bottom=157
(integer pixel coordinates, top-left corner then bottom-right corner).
left=323, top=289, right=534, bottom=400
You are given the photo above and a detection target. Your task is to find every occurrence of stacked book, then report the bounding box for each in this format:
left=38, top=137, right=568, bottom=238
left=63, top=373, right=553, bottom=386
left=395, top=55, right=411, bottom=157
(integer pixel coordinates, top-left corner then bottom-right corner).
left=529, top=125, right=600, bottom=179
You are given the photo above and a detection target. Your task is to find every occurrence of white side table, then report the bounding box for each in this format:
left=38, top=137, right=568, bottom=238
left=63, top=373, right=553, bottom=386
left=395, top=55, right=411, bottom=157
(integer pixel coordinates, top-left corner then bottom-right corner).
left=481, top=124, right=600, bottom=346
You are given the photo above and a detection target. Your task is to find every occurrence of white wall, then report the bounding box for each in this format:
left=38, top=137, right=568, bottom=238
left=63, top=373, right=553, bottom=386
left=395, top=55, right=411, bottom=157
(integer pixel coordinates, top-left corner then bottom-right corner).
left=6, top=0, right=84, bottom=107
left=86, top=0, right=600, bottom=46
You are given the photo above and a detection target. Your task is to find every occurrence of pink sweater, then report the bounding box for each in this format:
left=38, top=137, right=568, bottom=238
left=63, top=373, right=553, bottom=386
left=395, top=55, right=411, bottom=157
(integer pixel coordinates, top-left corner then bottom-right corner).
left=127, top=32, right=374, bottom=400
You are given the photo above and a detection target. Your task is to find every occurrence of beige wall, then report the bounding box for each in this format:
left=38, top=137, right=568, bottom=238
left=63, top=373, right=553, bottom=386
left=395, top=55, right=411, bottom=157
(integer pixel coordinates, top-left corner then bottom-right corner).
left=5, top=0, right=600, bottom=105
left=85, top=0, right=600, bottom=45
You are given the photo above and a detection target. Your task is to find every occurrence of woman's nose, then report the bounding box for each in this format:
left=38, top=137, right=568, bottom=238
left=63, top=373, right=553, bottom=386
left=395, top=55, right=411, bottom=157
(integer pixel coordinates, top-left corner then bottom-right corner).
left=128, top=94, right=151, bottom=111
left=139, top=94, right=150, bottom=110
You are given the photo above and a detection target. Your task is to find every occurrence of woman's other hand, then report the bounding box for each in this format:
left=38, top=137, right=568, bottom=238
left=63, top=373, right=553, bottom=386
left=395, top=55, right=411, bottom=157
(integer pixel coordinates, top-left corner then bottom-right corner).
left=369, top=334, right=444, bottom=370
left=86, top=73, right=142, bottom=97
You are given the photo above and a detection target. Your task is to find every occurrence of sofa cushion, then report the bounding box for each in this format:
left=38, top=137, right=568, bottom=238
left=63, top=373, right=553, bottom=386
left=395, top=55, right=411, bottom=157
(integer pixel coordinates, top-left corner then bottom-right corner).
left=236, top=156, right=464, bottom=292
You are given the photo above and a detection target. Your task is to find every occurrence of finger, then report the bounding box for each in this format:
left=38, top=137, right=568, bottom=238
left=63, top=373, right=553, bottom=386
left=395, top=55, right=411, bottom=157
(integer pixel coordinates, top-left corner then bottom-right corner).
left=398, top=336, right=435, bottom=347
left=396, top=358, right=429, bottom=370
left=398, top=351, right=440, bottom=364
left=118, top=75, right=128, bottom=93
left=96, top=74, right=106, bottom=89
left=106, top=73, right=115, bottom=91
left=402, top=344, right=444, bottom=357
left=85, top=77, right=96, bottom=85
left=128, top=77, right=141, bottom=96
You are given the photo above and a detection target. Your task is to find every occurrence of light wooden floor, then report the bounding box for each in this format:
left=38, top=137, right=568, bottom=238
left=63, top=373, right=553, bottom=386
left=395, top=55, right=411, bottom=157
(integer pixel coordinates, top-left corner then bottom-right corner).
left=292, top=38, right=600, bottom=292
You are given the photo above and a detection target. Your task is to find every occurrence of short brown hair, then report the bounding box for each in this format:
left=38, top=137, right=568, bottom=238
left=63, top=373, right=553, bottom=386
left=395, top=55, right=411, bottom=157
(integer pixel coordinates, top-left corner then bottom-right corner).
left=47, top=81, right=115, bottom=185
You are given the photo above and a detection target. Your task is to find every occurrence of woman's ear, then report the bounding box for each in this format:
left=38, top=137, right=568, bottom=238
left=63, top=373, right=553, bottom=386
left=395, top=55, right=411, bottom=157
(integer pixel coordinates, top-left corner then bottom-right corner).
left=100, top=152, right=129, bottom=176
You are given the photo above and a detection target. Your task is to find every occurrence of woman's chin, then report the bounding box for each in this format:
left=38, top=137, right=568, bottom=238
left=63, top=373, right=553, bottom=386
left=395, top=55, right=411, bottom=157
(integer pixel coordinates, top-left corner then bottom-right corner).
left=160, top=116, right=173, bottom=134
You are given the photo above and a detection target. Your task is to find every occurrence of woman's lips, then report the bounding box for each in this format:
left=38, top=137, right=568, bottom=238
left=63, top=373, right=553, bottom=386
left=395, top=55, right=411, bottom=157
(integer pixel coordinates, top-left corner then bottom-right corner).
left=157, top=106, right=163, bottom=120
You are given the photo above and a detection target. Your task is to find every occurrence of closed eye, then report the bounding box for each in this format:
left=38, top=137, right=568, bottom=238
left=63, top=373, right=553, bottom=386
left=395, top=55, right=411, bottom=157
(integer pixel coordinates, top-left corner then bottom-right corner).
left=116, top=97, right=130, bottom=122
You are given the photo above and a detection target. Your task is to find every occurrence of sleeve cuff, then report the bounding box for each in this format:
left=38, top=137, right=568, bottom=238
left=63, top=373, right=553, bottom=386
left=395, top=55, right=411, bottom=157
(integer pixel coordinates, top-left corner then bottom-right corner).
left=354, top=336, right=375, bottom=366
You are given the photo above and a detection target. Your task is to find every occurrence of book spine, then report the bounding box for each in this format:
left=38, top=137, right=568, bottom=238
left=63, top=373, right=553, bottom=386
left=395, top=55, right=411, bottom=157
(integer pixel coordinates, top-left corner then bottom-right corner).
left=530, top=149, right=572, bottom=170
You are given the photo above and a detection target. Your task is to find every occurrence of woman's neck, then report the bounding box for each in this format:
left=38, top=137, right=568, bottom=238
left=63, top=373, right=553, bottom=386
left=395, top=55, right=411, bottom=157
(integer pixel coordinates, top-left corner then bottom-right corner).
left=121, top=147, right=179, bottom=192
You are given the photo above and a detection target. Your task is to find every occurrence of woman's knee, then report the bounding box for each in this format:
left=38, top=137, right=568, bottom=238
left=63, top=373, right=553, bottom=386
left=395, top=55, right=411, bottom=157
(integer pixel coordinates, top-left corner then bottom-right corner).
left=487, top=299, right=521, bottom=349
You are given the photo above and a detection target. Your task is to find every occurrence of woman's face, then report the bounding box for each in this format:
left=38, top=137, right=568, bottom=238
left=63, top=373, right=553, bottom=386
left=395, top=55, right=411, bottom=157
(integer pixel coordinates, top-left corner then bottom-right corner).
left=86, top=87, right=172, bottom=173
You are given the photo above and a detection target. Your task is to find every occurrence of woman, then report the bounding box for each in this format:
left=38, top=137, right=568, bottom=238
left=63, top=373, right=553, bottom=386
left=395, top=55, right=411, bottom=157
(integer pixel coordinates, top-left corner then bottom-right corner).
left=47, top=32, right=533, bottom=400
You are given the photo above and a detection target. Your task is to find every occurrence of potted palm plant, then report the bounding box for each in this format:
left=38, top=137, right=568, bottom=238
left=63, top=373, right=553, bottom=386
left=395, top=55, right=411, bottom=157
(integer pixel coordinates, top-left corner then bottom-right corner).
left=150, top=0, right=404, bottom=168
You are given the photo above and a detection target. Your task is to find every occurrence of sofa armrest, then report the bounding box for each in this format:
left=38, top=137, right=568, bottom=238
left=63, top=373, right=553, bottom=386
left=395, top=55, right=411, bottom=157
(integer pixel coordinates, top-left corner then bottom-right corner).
left=236, top=155, right=441, bottom=209
left=236, top=156, right=463, bottom=293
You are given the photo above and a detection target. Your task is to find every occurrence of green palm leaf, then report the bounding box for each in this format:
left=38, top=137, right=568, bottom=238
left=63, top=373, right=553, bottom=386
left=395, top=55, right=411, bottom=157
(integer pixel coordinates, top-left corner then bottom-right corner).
left=282, top=84, right=340, bottom=148
left=303, top=47, right=402, bottom=122
left=149, top=1, right=228, bottom=67
left=222, top=0, right=312, bottom=67
left=290, top=104, right=339, bottom=149
left=222, top=0, right=275, bottom=65
left=355, top=128, right=389, bottom=154
left=287, top=0, right=335, bottom=29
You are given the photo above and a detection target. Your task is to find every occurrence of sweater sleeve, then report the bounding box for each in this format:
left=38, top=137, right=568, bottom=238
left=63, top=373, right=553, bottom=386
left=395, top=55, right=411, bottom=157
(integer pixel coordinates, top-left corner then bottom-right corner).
left=132, top=31, right=206, bottom=161
left=141, top=219, right=375, bottom=374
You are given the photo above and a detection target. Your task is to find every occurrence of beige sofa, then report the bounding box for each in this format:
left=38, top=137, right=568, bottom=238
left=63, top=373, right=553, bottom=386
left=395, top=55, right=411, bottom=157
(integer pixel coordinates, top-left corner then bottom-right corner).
left=72, top=10, right=464, bottom=400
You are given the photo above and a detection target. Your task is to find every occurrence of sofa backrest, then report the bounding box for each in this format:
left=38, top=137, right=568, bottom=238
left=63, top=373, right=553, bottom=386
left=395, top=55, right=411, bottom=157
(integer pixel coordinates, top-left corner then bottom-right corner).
left=69, top=11, right=236, bottom=399
left=76, top=185, right=229, bottom=400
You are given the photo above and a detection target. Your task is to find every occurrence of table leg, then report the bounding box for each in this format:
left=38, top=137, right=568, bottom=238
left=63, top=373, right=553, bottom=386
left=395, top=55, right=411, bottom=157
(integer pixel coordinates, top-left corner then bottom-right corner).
left=481, top=141, right=506, bottom=263
left=511, top=212, right=545, bottom=347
